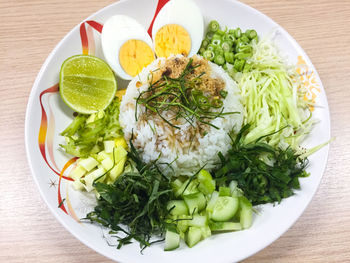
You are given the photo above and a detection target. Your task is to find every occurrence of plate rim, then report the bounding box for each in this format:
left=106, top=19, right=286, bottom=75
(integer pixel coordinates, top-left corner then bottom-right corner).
left=25, top=0, right=331, bottom=262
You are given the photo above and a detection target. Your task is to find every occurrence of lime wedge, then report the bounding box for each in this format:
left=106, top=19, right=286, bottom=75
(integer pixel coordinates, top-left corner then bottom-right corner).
left=59, top=55, right=117, bottom=114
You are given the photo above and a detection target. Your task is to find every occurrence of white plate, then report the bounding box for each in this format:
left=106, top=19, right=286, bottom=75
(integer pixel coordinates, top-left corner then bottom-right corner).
left=25, top=0, right=330, bottom=262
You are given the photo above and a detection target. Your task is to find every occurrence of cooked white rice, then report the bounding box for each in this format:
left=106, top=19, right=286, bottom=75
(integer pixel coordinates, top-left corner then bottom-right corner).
left=119, top=55, right=244, bottom=176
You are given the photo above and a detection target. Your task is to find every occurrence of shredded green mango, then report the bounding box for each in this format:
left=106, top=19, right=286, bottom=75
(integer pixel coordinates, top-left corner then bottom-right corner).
left=234, top=37, right=314, bottom=149
left=60, top=97, right=123, bottom=158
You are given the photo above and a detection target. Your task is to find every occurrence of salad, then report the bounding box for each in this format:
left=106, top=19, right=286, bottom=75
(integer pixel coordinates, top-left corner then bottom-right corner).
left=55, top=0, right=324, bottom=252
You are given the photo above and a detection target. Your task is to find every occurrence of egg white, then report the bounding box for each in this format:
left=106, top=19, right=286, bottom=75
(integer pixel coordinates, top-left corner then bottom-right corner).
left=101, top=15, right=154, bottom=80
left=151, top=0, right=204, bottom=58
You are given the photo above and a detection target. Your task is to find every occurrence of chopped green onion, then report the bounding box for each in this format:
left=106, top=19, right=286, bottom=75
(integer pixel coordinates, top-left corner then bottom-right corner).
left=239, top=45, right=253, bottom=53
left=224, top=52, right=234, bottom=63
left=227, top=33, right=236, bottom=42
left=234, top=28, right=242, bottom=38
left=221, top=41, right=232, bottom=52
left=203, top=50, right=214, bottom=61
left=209, top=20, right=220, bottom=32
left=247, top=29, right=257, bottom=39
left=214, top=47, right=224, bottom=56
left=214, top=54, right=225, bottom=65
left=212, top=33, right=222, bottom=41
left=235, top=52, right=252, bottom=60
left=201, top=38, right=210, bottom=48
left=240, top=35, right=250, bottom=44
left=216, top=29, right=226, bottom=36
left=212, top=39, right=221, bottom=46
left=207, top=44, right=215, bottom=51
left=234, top=59, right=245, bottom=71
left=206, top=32, right=214, bottom=40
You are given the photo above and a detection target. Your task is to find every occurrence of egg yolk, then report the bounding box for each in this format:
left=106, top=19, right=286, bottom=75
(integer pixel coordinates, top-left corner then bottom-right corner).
left=154, top=24, right=191, bottom=58
left=119, top=39, right=155, bottom=77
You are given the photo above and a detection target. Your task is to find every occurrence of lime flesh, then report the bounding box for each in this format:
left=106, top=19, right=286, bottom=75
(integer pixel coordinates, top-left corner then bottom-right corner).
left=59, top=55, right=117, bottom=114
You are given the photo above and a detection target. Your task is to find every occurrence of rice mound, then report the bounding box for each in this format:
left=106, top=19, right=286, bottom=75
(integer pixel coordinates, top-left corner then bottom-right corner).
left=119, top=55, right=244, bottom=176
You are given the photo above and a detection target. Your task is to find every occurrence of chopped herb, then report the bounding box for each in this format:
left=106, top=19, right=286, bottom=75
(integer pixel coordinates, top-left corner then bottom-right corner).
left=84, top=140, right=174, bottom=250
left=214, top=124, right=309, bottom=205
left=60, top=98, right=122, bottom=158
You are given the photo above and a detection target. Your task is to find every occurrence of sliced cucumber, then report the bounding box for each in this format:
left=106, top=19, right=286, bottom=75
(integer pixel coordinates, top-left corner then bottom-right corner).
left=114, top=137, right=128, bottom=149
left=167, top=200, right=189, bottom=216
left=171, top=178, right=184, bottom=193
left=79, top=157, right=98, bottom=172
left=183, top=192, right=206, bottom=214
left=101, top=156, right=114, bottom=170
left=177, top=215, right=191, bottom=233
left=219, top=186, right=231, bottom=196
left=97, top=150, right=112, bottom=162
left=109, top=156, right=126, bottom=181
left=174, top=178, right=199, bottom=197
left=188, top=214, right=207, bottom=227
left=113, top=146, right=128, bottom=163
left=200, top=225, right=211, bottom=238
left=229, top=180, right=238, bottom=193
left=211, top=196, right=239, bottom=222
left=239, top=196, right=253, bottom=229
left=72, top=178, right=85, bottom=191
left=186, top=227, right=202, bottom=248
left=229, top=180, right=243, bottom=197
left=70, top=165, right=86, bottom=180
left=206, top=191, right=219, bottom=213
left=197, top=169, right=215, bottom=195
left=209, top=221, right=242, bottom=232
left=164, top=230, right=180, bottom=251
left=83, top=167, right=106, bottom=192
left=103, top=140, right=115, bottom=153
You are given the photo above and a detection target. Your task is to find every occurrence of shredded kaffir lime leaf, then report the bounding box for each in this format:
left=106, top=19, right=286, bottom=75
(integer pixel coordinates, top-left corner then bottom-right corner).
left=84, top=140, right=174, bottom=250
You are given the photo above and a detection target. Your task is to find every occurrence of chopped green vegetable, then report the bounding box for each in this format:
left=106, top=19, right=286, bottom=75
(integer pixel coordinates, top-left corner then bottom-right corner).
left=199, top=21, right=257, bottom=73
left=84, top=140, right=174, bottom=250
left=60, top=97, right=123, bottom=158
left=214, top=124, right=309, bottom=205
left=208, top=20, right=220, bottom=32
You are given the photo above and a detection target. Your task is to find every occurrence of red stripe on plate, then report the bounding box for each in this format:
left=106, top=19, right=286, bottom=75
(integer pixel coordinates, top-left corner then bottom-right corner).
left=86, top=20, right=103, bottom=33
left=147, top=0, right=170, bottom=37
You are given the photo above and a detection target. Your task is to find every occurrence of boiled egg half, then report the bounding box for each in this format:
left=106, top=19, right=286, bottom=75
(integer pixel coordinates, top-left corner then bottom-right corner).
left=152, top=0, right=204, bottom=58
left=101, top=15, right=155, bottom=80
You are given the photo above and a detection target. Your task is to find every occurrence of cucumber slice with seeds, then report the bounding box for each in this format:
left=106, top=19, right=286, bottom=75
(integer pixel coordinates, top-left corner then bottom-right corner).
left=211, top=196, right=239, bottom=222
